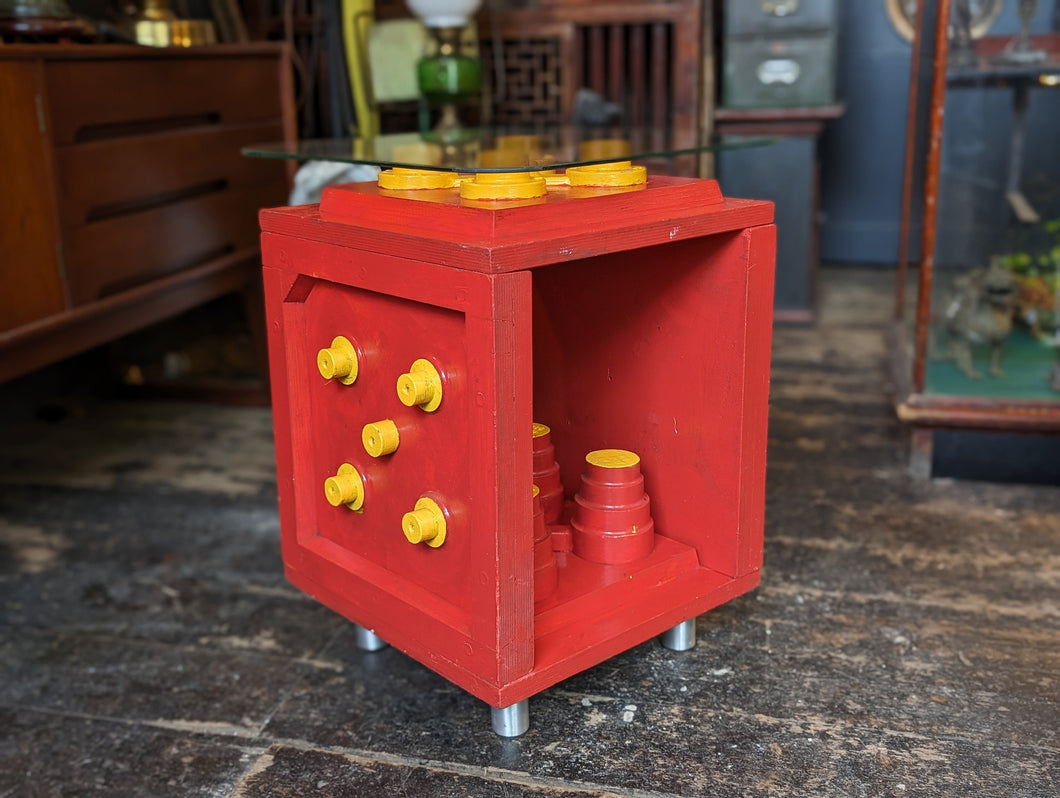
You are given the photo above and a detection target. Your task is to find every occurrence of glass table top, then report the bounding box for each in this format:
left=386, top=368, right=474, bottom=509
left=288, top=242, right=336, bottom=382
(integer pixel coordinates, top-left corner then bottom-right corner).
left=243, top=127, right=771, bottom=174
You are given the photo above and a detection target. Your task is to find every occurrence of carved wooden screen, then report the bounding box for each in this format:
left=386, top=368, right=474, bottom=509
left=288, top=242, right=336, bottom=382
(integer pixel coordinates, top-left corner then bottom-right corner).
left=480, top=0, right=708, bottom=171
left=481, top=26, right=573, bottom=129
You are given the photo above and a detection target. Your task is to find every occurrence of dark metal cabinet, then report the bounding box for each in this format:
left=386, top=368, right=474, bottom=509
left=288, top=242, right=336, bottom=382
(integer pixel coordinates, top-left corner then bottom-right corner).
left=714, top=104, right=844, bottom=322
left=726, top=0, right=836, bottom=36
left=718, top=135, right=816, bottom=319
left=722, top=0, right=837, bottom=109
left=724, top=33, right=835, bottom=109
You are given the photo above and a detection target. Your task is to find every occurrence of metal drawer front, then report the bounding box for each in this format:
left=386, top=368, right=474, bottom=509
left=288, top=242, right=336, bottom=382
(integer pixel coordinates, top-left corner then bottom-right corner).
left=726, top=0, right=836, bottom=36
left=723, top=33, right=836, bottom=109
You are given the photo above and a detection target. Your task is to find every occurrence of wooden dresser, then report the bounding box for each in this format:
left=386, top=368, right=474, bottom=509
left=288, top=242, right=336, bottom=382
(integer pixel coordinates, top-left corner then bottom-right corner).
left=0, top=43, right=294, bottom=383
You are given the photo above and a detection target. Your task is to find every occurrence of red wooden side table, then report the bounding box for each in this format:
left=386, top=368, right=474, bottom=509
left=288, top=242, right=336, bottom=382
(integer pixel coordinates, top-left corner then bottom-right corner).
left=259, top=170, right=775, bottom=735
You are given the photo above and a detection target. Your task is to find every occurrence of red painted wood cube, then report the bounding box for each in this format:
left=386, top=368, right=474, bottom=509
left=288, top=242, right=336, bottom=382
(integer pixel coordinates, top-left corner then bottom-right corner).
left=259, top=175, right=775, bottom=726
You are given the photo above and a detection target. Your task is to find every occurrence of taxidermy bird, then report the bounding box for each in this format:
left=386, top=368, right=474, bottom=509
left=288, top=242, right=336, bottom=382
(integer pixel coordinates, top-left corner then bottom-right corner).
left=938, top=261, right=1017, bottom=379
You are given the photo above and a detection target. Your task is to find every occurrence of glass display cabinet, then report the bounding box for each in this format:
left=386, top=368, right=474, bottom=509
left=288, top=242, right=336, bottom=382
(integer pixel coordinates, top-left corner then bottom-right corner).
left=894, top=0, right=1060, bottom=470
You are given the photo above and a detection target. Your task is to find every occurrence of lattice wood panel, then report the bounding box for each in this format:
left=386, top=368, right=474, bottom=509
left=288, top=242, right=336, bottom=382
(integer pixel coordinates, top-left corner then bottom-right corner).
left=482, top=35, right=567, bottom=129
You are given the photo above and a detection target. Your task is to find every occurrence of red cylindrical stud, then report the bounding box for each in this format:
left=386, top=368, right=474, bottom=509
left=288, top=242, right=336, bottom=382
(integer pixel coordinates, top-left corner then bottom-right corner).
left=571, top=449, right=655, bottom=565
left=532, top=486, right=558, bottom=606
left=532, top=423, right=564, bottom=523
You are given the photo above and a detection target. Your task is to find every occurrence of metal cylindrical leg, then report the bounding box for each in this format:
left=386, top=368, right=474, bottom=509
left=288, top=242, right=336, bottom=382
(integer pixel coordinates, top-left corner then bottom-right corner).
left=660, top=618, right=696, bottom=651
left=491, top=700, right=529, bottom=737
left=354, top=625, right=388, bottom=652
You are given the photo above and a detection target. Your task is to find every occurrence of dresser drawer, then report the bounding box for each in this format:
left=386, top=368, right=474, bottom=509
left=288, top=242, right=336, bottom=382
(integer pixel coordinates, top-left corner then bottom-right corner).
left=41, top=52, right=288, bottom=305
left=723, top=33, right=836, bottom=109
left=726, top=0, right=836, bottom=36
left=44, top=55, right=283, bottom=145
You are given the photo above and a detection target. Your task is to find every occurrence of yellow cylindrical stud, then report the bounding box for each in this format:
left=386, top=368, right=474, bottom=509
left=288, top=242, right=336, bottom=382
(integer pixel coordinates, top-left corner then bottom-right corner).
left=378, top=168, right=458, bottom=191
left=362, top=419, right=400, bottom=458
left=567, top=161, right=647, bottom=188
left=397, top=358, right=443, bottom=412
left=460, top=172, right=548, bottom=201
left=402, top=497, right=447, bottom=547
left=585, top=448, right=641, bottom=469
left=323, top=463, right=365, bottom=511
left=397, top=371, right=434, bottom=406
left=317, top=336, right=359, bottom=385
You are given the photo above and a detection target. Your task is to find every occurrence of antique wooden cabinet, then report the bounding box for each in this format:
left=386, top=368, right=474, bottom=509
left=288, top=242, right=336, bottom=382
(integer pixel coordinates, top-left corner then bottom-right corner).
left=0, top=44, right=293, bottom=382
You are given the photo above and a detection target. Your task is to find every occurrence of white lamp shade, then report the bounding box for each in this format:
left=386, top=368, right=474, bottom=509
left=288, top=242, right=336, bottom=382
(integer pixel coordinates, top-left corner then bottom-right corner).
left=405, top=0, right=481, bottom=28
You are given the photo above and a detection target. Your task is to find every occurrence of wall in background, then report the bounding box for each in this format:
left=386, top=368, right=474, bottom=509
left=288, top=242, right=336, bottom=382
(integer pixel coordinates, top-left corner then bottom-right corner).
left=819, top=1, right=914, bottom=265
left=820, top=0, right=1057, bottom=266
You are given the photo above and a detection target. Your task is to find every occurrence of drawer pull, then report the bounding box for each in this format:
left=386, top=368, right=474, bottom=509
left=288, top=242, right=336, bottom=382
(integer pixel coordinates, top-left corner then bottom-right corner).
left=757, top=59, right=802, bottom=86
left=759, top=0, right=800, bottom=16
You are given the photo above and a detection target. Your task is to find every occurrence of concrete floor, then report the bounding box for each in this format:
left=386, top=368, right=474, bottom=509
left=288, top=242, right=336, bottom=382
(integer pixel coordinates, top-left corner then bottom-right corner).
left=1, top=269, right=1057, bottom=797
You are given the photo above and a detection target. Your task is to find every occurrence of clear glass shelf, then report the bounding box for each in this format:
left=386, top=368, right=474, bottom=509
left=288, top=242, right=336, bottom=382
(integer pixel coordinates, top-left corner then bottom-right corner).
left=243, top=126, right=770, bottom=173
left=946, top=34, right=1060, bottom=85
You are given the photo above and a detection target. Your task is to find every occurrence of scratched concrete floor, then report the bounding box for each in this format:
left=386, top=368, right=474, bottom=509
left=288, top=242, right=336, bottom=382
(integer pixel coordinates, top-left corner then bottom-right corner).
left=1, top=268, right=1057, bottom=797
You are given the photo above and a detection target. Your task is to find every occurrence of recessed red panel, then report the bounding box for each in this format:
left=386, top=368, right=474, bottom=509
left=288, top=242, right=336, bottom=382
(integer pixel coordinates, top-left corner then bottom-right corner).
left=292, top=279, right=473, bottom=610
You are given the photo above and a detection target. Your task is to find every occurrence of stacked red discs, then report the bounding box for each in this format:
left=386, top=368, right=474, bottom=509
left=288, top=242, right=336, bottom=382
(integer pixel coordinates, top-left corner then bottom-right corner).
left=531, top=423, right=564, bottom=523
left=531, top=486, right=558, bottom=605
left=571, top=449, right=655, bottom=565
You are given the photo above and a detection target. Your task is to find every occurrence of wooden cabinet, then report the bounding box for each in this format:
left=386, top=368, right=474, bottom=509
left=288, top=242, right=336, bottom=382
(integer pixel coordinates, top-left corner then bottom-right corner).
left=0, top=44, right=294, bottom=383
left=479, top=0, right=711, bottom=174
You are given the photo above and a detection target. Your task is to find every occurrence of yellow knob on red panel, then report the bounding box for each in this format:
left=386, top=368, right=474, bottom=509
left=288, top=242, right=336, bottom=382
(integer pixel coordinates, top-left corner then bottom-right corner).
left=324, top=463, right=365, bottom=511
left=402, top=497, right=447, bottom=547
left=362, top=420, right=400, bottom=457
left=397, top=358, right=443, bottom=412
left=317, top=336, right=359, bottom=385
